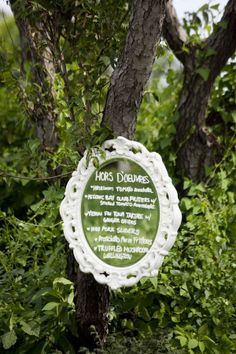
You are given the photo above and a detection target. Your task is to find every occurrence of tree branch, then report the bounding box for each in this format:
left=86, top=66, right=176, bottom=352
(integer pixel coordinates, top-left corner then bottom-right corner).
left=163, top=0, right=188, bottom=65
left=203, top=0, right=236, bottom=82
left=102, top=0, right=167, bottom=139
left=173, top=0, right=236, bottom=182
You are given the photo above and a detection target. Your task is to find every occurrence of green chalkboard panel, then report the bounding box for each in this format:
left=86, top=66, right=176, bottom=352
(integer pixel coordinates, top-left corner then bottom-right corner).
left=81, top=158, right=160, bottom=267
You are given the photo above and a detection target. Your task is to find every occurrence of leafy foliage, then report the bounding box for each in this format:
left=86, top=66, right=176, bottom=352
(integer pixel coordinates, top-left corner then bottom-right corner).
left=0, top=3, right=236, bottom=354
left=11, top=0, right=128, bottom=155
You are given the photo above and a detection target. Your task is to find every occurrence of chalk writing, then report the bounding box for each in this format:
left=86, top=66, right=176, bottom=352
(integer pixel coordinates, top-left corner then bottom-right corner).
left=81, top=158, right=160, bottom=267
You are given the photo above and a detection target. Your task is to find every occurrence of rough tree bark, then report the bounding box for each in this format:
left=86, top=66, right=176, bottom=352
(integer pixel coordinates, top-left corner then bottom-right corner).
left=10, top=3, right=58, bottom=150
left=10, top=0, right=167, bottom=350
left=103, top=0, right=167, bottom=139
left=10, top=0, right=76, bottom=150
left=77, top=0, right=167, bottom=348
left=163, top=0, right=236, bottom=181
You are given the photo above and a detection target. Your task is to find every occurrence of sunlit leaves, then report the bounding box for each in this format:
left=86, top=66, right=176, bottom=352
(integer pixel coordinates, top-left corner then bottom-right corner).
left=1, top=330, right=17, bottom=350
left=196, top=67, right=210, bottom=81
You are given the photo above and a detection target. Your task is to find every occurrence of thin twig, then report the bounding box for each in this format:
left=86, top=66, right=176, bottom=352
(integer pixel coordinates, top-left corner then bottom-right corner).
left=0, top=169, right=72, bottom=181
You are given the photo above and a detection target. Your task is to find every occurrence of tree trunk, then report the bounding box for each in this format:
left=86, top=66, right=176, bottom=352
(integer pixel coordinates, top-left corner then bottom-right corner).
left=74, top=0, right=167, bottom=349
left=66, top=250, right=110, bottom=350
left=164, top=0, right=236, bottom=181
left=175, top=69, right=220, bottom=182
left=15, top=17, right=110, bottom=350
left=75, top=272, right=110, bottom=349
left=11, top=13, right=58, bottom=150
left=103, top=0, right=167, bottom=138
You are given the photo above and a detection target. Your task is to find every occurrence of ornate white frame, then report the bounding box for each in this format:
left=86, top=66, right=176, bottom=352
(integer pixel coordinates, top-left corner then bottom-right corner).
left=60, top=137, right=181, bottom=289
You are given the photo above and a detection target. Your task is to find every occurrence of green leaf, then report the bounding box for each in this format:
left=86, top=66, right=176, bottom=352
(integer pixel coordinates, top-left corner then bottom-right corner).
left=151, top=91, right=159, bottom=102
left=92, top=157, right=100, bottom=168
left=231, top=110, right=236, bottom=123
left=219, top=21, right=228, bottom=29
left=135, top=320, right=152, bottom=335
left=182, top=44, right=190, bottom=54
left=198, top=323, right=208, bottom=336
left=67, top=291, right=74, bottom=305
left=203, top=336, right=216, bottom=344
left=196, top=67, right=210, bottom=81
left=9, top=314, right=15, bottom=331
left=122, top=319, right=134, bottom=330
left=42, top=302, right=59, bottom=311
left=1, top=330, right=17, bottom=350
left=31, top=287, right=52, bottom=302
left=181, top=197, right=192, bottom=210
left=138, top=306, right=151, bottom=321
left=210, top=4, right=219, bottom=10
left=205, top=48, right=216, bottom=58
left=203, top=11, right=209, bottom=24
left=199, top=341, right=205, bottom=353
left=183, top=179, right=192, bottom=190
left=180, top=283, right=190, bottom=298
left=53, top=277, right=73, bottom=286
left=20, top=321, right=40, bottom=337
left=176, top=335, right=187, bottom=347
left=152, top=310, right=160, bottom=319
left=188, top=338, right=199, bottom=349
left=198, top=4, right=208, bottom=12
left=171, top=315, right=180, bottom=323
left=150, top=276, right=158, bottom=288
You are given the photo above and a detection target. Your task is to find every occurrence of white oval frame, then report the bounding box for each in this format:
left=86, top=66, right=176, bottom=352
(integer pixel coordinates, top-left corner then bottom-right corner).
left=60, top=137, right=181, bottom=289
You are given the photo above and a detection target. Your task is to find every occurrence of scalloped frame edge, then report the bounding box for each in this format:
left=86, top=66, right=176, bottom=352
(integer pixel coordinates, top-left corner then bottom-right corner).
left=60, top=137, right=182, bottom=289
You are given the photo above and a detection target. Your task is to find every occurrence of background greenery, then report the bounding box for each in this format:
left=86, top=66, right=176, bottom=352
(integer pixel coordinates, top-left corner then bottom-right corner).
left=0, top=4, right=236, bottom=354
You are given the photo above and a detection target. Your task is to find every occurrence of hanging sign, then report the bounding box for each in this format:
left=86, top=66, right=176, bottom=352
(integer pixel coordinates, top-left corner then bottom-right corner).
left=60, top=137, right=181, bottom=289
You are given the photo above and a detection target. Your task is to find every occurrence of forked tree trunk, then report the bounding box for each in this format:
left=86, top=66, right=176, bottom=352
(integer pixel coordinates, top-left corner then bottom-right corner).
left=164, top=0, right=236, bottom=181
